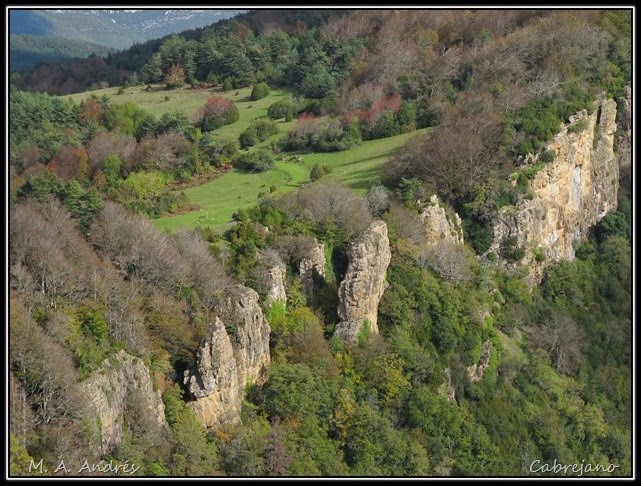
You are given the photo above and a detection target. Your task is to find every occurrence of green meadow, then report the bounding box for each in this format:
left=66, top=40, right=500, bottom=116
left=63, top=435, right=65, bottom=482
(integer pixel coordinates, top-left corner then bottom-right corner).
left=153, top=128, right=428, bottom=232
left=65, top=84, right=428, bottom=232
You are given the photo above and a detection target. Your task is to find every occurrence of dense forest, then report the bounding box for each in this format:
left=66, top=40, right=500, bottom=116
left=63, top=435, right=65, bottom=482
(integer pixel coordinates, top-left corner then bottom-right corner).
left=8, top=8, right=632, bottom=477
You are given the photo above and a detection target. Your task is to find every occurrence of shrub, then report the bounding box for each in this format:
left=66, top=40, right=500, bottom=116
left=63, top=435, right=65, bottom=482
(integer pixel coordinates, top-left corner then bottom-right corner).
left=282, top=115, right=360, bottom=152
left=233, top=151, right=275, bottom=172
left=198, top=95, right=239, bottom=132
left=268, top=99, right=295, bottom=120
left=117, top=87, right=125, bottom=95
left=539, top=149, right=556, bottom=163
left=239, top=119, right=278, bottom=149
left=251, top=82, right=270, bottom=101
left=463, top=218, right=494, bottom=255
left=567, top=118, right=589, bottom=134
left=501, top=236, right=526, bottom=263
left=199, top=135, right=239, bottom=167
left=309, top=164, right=333, bottom=181
left=532, top=245, right=546, bottom=262
left=239, top=127, right=260, bottom=149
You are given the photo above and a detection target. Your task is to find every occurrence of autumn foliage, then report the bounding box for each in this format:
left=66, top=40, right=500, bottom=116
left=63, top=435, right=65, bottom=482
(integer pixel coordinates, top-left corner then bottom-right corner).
left=195, top=95, right=239, bottom=132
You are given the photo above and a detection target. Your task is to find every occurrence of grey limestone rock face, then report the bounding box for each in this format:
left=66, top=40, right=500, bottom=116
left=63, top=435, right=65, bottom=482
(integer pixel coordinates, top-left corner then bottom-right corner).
left=265, top=261, right=287, bottom=306
left=334, top=221, right=391, bottom=342
left=185, top=317, right=242, bottom=429
left=490, top=95, right=620, bottom=285
left=185, top=285, right=271, bottom=429
left=298, top=239, right=325, bottom=298
left=83, top=350, right=167, bottom=453
left=420, top=194, right=464, bottom=247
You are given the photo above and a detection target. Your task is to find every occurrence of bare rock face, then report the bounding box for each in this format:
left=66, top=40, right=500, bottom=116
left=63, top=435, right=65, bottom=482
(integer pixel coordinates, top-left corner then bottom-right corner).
left=491, top=95, right=619, bottom=285
left=83, top=350, right=167, bottom=453
left=185, top=318, right=241, bottom=429
left=420, top=195, right=464, bottom=246
left=617, top=85, right=632, bottom=185
left=467, top=341, right=491, bottom=382
left=185, top=285, right=271, bottom=429
left=334, top=221, right=391, bottom=342
left=265, top=262, right=287, bottom=306
left=298, top=239, right=325, bottom=297
left=216, top=285, right=271, bottom=388
left=443, top=368, right=456, bottom=402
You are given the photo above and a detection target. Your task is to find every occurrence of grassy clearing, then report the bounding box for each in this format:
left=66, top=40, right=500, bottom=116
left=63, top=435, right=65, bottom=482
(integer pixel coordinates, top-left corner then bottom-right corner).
left=64, top=84, right=429, bottom=233
left=154, top=128, right=429, bottom=232
left=64, top=84, right=294, bottom=122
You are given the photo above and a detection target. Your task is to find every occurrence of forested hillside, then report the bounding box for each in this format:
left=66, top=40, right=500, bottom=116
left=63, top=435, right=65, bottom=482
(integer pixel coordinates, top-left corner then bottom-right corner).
left=8, top=8, right=632, bottom=478
left=9, top=35, right=115, bottom=72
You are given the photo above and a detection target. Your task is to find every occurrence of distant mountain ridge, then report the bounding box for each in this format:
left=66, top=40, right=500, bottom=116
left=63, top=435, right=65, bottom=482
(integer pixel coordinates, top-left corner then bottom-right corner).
left=9, top=9, right=246, bottom=50
left=10, top=34, right=115, bottom=72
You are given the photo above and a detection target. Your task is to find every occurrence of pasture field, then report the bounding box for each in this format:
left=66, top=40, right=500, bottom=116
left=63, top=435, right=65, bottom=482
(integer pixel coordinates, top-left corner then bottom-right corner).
left=64, top=84, right=428, bottom=232
left=153, top=129, right=428, bottom=232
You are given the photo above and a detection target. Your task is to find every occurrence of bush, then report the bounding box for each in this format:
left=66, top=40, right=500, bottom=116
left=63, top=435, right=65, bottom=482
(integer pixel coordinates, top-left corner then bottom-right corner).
left=309, top=164, right=333, bottom=181
left=539, top=149, right=556, bottom=163
left=239, top=119, right=278, bottom=149
left=282, top=115, right=360, bottom=152
left=233, top=151, right=275, bottom=172
left=567, top=118, right=589, bottom=134
left=532, top=245, right=546, bottom=262
left=251, top=82, right=270, bottom=101
left=199, top=95, right=239, bottom=132
left=198, top=136, right=239, bottom=167
left=239, top=127, right=260, bottom=149
left=463, top=217, right=494, bottom=255
left=268, top=100, right=295, bottom=120
left=501, top=236, right=526, bottom=263
left=117, top=87, right=125, bottom=95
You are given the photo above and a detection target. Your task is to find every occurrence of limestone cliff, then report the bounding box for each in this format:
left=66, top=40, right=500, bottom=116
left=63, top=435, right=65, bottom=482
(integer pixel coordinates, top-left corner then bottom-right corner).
left=83, top=350, right=167, bottom=453
left=617, top=85, right=632, bottom=185
left=216, top=285, right=271, bottom=388
left=298, top=239, right=326, bottom=297
left=420, top=195, right=464, bottom=246
left=334, top=221, right=391, bottom=342
left=491, top=95, right=620, bottom=284
left=185, top=285, right=271, bottom=429
left=184, top=318, right=242, bottom=429
left=265, top=261, right=287, bottom=306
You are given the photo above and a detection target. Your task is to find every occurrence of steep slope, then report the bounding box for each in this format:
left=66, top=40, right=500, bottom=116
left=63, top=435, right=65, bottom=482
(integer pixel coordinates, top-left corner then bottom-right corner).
left=491, top=94, right=620, bottom=284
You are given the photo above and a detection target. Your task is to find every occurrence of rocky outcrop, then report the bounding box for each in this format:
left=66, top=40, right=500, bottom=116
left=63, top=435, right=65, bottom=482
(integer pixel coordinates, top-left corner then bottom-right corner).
left=334, top=221, right=391, bottom=342
left=617, top=85, right=631, bottom=185
left=83, top=350, right=166, bottom=453
left=420, top=195, right=464, bottom=246
left=185, top=285, right=270, bottom=429
left=265, top=262, right=287, bottom=306
left=467, top=341, right=491, bottom=382
left=216, top=285, right=271, bottom=388
left=491, top=95, right=619, bottom=284
left=184, top=318, right=241, bottom=429
left=298, top=239, right=325, bottom=297
left=443, top=368, right=456, bottom=402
